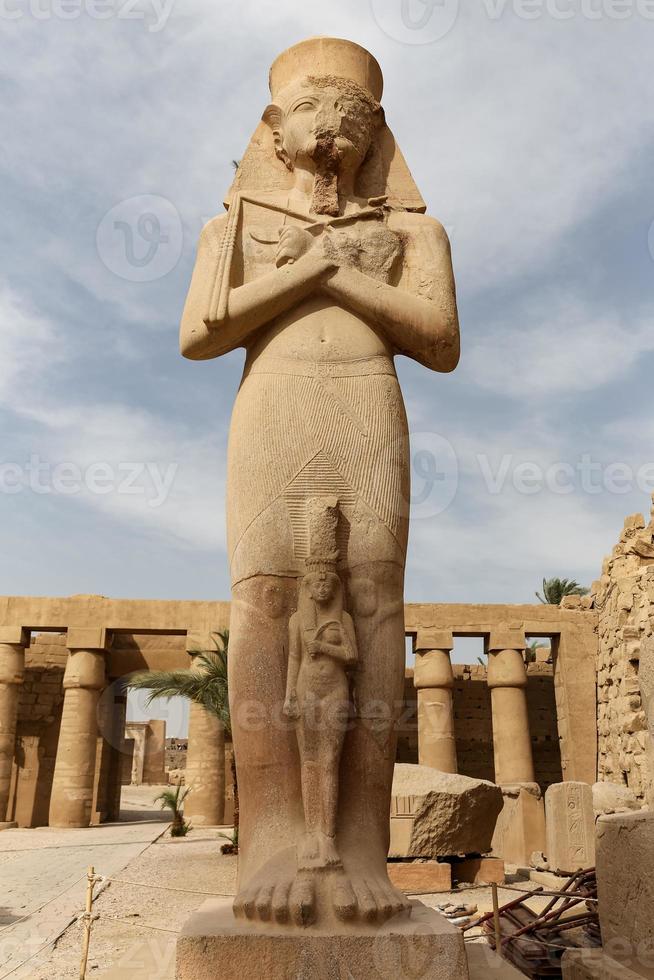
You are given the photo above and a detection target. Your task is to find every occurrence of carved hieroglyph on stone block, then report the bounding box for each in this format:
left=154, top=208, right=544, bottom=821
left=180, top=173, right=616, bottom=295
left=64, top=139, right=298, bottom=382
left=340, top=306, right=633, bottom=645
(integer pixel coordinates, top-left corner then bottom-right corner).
left=544, top=782, right=595, bottom=875
left=179, top=34, right=460, bottom=943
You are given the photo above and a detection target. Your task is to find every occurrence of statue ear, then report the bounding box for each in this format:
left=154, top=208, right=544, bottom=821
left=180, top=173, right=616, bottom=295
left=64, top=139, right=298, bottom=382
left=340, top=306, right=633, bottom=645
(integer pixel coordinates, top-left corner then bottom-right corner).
left=373, top=104, right=385, bottom=131
left=262, top=103, right=292, bottom=171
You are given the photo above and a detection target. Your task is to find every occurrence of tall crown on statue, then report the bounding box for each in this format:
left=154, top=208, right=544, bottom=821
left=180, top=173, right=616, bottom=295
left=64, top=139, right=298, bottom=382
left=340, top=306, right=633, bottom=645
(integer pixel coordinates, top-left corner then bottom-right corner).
left=268, top=36, right=384, bottom=101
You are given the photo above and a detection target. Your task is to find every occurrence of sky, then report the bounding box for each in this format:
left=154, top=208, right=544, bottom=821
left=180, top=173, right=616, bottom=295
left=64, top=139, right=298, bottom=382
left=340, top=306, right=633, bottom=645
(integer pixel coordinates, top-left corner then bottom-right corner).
left=2, top=0, right=654, bottom=652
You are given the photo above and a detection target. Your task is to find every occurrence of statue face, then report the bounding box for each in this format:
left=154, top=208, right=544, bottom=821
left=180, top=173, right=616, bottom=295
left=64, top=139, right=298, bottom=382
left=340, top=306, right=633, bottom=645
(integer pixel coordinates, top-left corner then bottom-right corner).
left=265, top=79, right=380, bottom=176
left=308, top=571, right=337, bottom=603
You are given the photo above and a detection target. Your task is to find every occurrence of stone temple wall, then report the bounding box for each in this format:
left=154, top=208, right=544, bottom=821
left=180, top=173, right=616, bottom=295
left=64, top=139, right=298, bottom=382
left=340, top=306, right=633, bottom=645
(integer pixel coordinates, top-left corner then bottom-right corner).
left=397, top=661, right=562, bottom=792
left=10, top=633, right=67, bottom=826
left=594, top=501, right=654, bottom=802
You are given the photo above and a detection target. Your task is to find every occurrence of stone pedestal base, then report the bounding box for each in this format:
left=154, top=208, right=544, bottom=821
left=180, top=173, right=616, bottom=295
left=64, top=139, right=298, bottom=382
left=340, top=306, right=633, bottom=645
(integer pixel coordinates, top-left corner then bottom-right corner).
left=562, top=949, right=647, bottom=980
left=492, top=783, right=546, bottom=866
left=176, top=899, right=470, bottom=980
left=0, top=821, right=17, bottom=831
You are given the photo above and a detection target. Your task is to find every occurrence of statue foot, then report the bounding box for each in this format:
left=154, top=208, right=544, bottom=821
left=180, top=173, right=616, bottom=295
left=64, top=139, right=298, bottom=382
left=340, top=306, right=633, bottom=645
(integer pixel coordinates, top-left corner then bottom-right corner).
left=331, top=870, right=410, bottom=924
left=234, top=869, right=316, bottom=927
left=298, top=831, right=342, bottom=871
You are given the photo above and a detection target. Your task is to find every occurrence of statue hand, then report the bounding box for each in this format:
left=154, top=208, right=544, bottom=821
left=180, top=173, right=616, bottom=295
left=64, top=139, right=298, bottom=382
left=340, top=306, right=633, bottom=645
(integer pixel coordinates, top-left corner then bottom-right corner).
left=307, top=640, right=321, bottom=657
left=276, top=226, right=314, bottom=268
left=283, top=692, right=300, bottom=720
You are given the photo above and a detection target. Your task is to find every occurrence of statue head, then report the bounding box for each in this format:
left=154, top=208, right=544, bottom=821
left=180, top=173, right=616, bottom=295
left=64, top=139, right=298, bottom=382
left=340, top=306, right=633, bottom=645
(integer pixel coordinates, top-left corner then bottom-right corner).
left=307, top=570, right=339, bottom=605
left=262, top=38, right=385, bottom=214
left=223, top=37, right=426, bottom=216
left=263, top=76, right=384, bottom=180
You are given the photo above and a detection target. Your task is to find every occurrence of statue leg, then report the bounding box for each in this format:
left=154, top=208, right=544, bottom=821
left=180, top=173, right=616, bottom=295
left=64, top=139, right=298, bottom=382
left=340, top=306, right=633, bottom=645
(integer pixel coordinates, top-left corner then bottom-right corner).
left=329, top=560, right=411, bottom=922
left=229, top=576, right=318, bottom=925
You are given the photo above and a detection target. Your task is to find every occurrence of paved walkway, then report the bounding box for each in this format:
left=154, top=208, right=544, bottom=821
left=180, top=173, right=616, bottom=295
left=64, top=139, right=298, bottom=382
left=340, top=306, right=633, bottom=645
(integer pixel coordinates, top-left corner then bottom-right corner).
left=0, top=786, right=170, bottom=980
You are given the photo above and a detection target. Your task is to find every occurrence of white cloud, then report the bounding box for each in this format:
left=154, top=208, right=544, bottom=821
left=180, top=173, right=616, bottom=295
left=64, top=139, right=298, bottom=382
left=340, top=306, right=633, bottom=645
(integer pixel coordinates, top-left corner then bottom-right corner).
left=1, top=3, right=653, bottom=605
left=464, top=297, right=654, bottom=398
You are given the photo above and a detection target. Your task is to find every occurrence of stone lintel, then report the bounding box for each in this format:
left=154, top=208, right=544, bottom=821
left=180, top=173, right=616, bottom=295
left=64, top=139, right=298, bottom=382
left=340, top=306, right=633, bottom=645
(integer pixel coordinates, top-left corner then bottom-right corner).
left=0, top=626, right=29, bottom=647
left=487, top=627, right=526, bottom=653
left=415, top=628, right=454, bottom=652
left=186, top=629, right=223, bottom=655
left=66, top=627, right=109, bottom=651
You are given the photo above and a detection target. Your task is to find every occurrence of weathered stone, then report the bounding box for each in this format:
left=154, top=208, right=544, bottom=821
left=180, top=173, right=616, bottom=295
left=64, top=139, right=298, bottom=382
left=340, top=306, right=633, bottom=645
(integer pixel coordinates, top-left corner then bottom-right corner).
left=597, top=811, right=654, bottom=970
left=592, top=781, right=641, bottom=817
left=563, top=949, right=649, bottom=980
left=454, top=857, right=505, bottom=885
left=492, top=783, right=546, bottom=866
left=388, top=861, right=452, bottom=894
left=176, top=898, right=470, bottom=980
left=390, top=764, right=503, bottom=858
left=545, top=782, right=595, bottom=874
left=179, top=32, right=461, bottom=933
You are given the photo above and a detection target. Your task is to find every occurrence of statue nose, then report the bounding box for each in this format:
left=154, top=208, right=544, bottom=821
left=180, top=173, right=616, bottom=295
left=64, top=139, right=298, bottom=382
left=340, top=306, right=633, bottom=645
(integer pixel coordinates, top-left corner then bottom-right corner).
left=315, top=105, right=342, bottom=135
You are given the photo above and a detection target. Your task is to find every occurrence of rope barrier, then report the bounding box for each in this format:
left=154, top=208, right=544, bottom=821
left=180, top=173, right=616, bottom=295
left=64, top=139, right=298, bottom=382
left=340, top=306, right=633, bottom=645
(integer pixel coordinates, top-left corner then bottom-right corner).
left=0, top=838, right=164, bottom=854
left=100, top=876, right=234, bottom=898
left=98, top=914, right=180, bottom=936
left=462, top=933, right=575, bottom=952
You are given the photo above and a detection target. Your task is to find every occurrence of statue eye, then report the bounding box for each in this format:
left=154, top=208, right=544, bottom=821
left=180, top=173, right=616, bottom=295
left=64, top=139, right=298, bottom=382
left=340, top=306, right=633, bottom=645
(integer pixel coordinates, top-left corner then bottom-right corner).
left=293, top=100, right=315, bottom=112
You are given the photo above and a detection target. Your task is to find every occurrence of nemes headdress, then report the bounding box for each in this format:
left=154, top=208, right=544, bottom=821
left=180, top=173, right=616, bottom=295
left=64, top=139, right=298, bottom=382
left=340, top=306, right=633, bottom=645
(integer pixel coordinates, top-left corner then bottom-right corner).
left=223, top=36, right=426, bottom=213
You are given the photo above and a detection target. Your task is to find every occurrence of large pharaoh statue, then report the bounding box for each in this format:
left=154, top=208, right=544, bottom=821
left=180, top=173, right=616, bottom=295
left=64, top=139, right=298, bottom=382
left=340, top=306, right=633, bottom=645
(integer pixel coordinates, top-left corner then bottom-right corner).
left=181, top=37, right=459, bottom=929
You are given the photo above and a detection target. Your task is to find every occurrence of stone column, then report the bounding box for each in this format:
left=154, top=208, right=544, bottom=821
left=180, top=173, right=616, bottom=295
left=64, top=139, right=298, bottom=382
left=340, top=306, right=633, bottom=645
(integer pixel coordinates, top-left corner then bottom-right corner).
left=0, top=627, right=29, bottom=827
left=106, top=686, right=127, bottom=822
left=487, top=627, right=534, bottom=785
left=184, top=631, right=226, bottom=827
left=413, top=629, right=457, bottom=773
left=488, top=626, right=545, bottom=864
left=49, top=628, right=108, bottom=828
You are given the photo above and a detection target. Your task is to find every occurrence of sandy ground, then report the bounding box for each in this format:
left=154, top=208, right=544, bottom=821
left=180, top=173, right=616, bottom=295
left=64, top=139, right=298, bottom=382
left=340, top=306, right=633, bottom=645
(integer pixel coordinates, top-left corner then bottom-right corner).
left=21, top=851, right=553, bottom=979
left=1, top=786, right=562, bottom=979
left=0, top=786, right=186, bottom=979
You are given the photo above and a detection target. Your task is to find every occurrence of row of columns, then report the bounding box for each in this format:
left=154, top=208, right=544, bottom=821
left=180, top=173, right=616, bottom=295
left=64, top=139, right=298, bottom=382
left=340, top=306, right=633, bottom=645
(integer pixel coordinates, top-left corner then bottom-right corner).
left=414, top=626, right=536, bottom=785
left=1, top=625, right=228, bottom=829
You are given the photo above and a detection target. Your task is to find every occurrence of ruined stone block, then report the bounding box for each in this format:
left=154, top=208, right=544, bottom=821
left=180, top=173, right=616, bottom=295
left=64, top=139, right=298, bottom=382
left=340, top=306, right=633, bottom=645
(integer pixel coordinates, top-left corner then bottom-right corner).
left=390, top=765, right=503, bottom=858
left=545, top=782, right=595, bottom=874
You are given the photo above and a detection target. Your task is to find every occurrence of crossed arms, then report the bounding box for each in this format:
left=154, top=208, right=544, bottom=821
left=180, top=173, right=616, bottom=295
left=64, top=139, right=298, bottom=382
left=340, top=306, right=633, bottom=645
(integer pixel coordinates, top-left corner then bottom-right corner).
left=180, top=211, right=459, bottom=372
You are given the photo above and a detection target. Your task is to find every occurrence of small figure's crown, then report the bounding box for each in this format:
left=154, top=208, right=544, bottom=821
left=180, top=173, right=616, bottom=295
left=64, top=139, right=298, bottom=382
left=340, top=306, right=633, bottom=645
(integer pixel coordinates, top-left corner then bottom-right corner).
left=305, top=495, right=340, bottom=574
left=269, top=36, right=383, bottom=102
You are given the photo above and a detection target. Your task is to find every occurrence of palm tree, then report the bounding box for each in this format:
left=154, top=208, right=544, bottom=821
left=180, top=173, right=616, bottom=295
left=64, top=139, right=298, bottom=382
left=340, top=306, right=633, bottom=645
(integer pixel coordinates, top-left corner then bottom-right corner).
left=536, top=577, right=589, bottom=605
left=154, top=785, right=190, bottom=837
left=126, top=630, right=238, bottom=850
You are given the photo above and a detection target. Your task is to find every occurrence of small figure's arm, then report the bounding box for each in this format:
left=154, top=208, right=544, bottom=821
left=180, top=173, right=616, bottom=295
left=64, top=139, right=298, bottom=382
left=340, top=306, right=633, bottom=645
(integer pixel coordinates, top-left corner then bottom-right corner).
left=308, top=616, right=358, bottom=669
left=320, top=216, right=459, bottom=373
left=180, top=217, right=336, bottom=361
left=283, top=613, right=302, bottom=720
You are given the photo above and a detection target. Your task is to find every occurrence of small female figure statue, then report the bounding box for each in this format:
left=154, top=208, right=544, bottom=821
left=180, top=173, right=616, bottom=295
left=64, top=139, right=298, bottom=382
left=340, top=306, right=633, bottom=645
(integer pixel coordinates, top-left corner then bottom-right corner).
left=284, top=498, right=358, bottom=874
